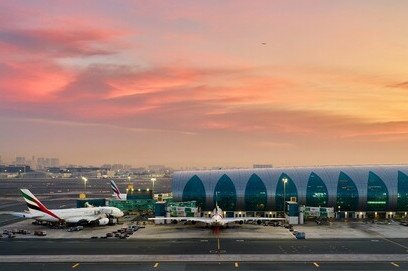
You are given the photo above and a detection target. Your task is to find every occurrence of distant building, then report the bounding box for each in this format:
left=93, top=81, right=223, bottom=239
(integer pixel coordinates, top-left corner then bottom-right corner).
left=37, top=157, right=59, bottom=170
left=14, top=156, right=27, bottom=166
left=132, top=167, right=148, bottom=175
left=101, top=164, right=112, bottom=170
left=111, top=164, right=124, bottom=171
left=0, top=165, right=31, bottom=173
left=148, top=165, right=168, bottom=173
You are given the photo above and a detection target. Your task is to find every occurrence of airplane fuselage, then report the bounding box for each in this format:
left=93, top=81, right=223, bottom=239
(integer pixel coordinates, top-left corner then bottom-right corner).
left=28, top=206, right=123, bottom=223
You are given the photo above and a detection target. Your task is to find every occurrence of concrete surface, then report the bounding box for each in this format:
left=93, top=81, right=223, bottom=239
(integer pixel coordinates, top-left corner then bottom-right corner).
left=3, top=262, right=408, bottom=271
left=295, top=221, right=408, bottom=239
left=3, top=219, right=408, bottom=240
left=1, top=254, right=408, bottom=262
left=2, top=238, right=408, bottom=255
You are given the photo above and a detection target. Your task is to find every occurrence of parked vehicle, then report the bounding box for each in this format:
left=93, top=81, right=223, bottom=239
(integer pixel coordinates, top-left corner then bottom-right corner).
left=295, top=231, right=306, bottom=239
left=68, top=226, right=84, bottom=232
left=34, top=230, right=47, bottom=236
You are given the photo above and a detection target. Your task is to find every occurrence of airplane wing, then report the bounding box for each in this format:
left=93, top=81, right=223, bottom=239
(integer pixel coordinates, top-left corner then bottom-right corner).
left=222, top=217, right=286, bottom=224
left=148, top=217, right=213, bottom=224
left=0, top=211, right=42, bottom=219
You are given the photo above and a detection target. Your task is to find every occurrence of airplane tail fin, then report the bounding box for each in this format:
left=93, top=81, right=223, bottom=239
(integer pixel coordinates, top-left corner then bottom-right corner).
left=20, top=189, right=61, bottom=220
left=110, top=180, right=121, bottom=199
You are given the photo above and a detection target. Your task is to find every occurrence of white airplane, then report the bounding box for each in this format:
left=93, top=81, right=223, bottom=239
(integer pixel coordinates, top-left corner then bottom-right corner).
left=149, top=203, right=285, bottom=227
left=110, top=180, right=127, bottom=200
left=1, top=189, right=124, bottom=226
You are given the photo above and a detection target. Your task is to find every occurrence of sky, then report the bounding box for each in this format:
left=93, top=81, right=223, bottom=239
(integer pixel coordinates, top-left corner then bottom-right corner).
left=1, top=0, right=408, bottom=168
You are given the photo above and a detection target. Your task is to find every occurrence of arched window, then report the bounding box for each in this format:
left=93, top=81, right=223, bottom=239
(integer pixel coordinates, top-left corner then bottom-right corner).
left=397, top=171, right=408, bottom=211
left=306, top=172, right=328, bottom=207
left=336, top=171, right=359, bottom=211
left=213, top=174, right=237, bottom=211
left=182, top=175, right=206, bottom=210
left=244, top=174, right=267, bottom=211
left=367, top=171, right=388, bottom=211
left=275, top=173, right=298, bottom=211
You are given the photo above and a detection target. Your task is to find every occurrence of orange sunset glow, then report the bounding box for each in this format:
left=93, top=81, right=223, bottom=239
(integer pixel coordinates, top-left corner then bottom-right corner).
left=1, top=1, right=408, bottom=167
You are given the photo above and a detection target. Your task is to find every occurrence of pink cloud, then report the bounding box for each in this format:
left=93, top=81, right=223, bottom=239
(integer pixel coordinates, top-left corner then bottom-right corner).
left=0, top=60, right=73, bottom=102
left=0, top=27, right=123, bottom=58
left=388, top=81, right=408, bottom=89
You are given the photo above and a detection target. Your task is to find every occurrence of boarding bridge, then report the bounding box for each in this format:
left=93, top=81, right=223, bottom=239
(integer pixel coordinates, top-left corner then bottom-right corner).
left=303, top=206, right=335, bottom=219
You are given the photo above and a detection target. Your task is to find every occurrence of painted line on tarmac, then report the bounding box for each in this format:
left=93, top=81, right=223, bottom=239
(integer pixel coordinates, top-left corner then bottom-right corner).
left=391, top=262, right=400, bottom=267
left=2, top=254, right=408, bottom=263
left=382, top=238, right=408, bottom=250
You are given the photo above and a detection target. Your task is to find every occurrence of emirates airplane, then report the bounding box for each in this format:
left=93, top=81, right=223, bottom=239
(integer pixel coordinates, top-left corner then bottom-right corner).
left=1, top=189, right=124, bottom=226
left=110, top=180, right=127, bottom=200
left=149, top=203, right=285, bottom=227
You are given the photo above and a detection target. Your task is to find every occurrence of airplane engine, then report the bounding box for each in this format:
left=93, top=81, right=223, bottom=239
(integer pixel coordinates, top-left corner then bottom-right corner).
left=257, top=220, right=262, bottom=225
left=238, top=220, right=244, bottom=225
left=98, top=218, right=109, bottom=225
left=172, top=220, right=178, bottom=224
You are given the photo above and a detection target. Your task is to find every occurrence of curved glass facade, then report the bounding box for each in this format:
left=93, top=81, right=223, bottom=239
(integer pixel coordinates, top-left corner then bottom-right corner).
left=275, top=173, right=298, bottom=211
left=182, top=175, right=206, bottom=210
left=244, top=174, right=267, bottom=211
left=367, top=171, right=388, bottom=211
left=306, top=172, right=328, bottom=207
left=213, top=174, right=237, bottom=211
left=397, top=171, right=408, bottom=211
left=336, top=172, right=359, bottom=211
left=174, top=166, right=408, bottom=212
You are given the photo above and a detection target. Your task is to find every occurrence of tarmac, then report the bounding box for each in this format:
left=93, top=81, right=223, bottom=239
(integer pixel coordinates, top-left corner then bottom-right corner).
left=3, top=219, right=408, bottom=240
left=2, top=222, right=408, bottom=270
left=3, top=261, right=408, bottom=271
left=2, top=238, right=408, bottom=255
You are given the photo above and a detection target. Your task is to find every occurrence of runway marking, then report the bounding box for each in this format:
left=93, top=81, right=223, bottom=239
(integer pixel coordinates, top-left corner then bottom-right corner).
left=72, top=263, right=80, bottom=269
left=382, top=238, right=408, bottom=250
left=153, top=262, right=159, bottom=268
left=391, top=262, right=400, bottom=267
left=235, top=262, right=239, bottom=268
left=313, top=262, right=320, bottom=267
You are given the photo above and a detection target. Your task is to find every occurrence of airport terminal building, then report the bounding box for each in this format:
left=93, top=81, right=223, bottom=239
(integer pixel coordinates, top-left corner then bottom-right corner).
left=172, top=165, right=408, bottom=219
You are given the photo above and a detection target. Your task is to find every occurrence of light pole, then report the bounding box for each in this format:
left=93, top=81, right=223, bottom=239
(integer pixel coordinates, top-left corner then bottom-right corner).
left=282, top=178, right=288, bottom=212
left=81, top=176, right=88, bottom=195
left=151, top=178, right=156, bottom=193
left=338, top=205, right=341, bottom=219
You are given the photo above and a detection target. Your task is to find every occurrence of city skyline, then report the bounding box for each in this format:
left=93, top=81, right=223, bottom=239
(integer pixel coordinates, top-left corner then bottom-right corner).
left=1, top=1, right=408, bottom=167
